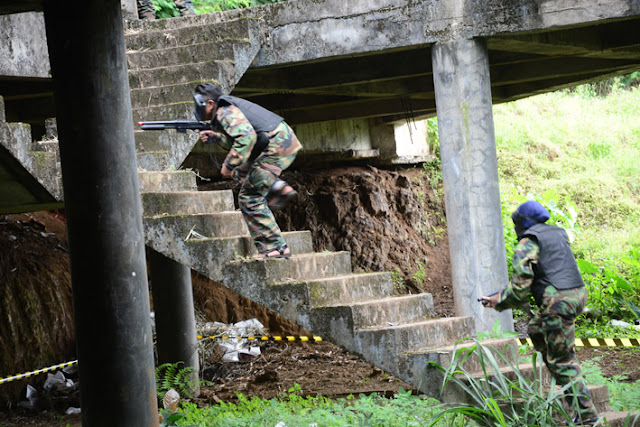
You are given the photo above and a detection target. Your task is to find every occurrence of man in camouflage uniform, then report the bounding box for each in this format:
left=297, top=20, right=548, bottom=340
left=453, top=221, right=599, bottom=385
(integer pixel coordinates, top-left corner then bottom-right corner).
left=137, top=0, right=195, bottom=20
left=481, top=200, right=599, bottom=426
left=193, top=83, right=301, bottom=258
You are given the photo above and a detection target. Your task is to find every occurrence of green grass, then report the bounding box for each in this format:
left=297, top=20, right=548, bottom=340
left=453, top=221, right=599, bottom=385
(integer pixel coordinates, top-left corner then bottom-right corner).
left=494, top=86, right=640, bottom=262
left=162, top=386, right=468, bottom=426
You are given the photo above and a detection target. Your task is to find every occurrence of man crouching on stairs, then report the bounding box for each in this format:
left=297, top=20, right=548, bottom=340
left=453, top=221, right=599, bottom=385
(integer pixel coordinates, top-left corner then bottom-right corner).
left=193, top=82, right=301, bottom=259
left=481, top=200, right=599, bottom=426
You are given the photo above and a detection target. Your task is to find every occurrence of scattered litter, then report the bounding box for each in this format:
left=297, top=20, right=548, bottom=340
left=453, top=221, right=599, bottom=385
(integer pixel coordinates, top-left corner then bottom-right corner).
left=184, top=225, right=207, bottom=241
left=387, top=322, right=399, bottom=326
left=65, top=407, right=81, bottom=415
left=163, top=389, right=180, bottom=412
left=14, top=366, right=80, bottom=411
left=43, top=370, right=74, bottom=392
left=610, top=319, right=640, bottom=331
left=199, top=319, right=266, bottom=362
left=17, top=385, right=38, bottom=409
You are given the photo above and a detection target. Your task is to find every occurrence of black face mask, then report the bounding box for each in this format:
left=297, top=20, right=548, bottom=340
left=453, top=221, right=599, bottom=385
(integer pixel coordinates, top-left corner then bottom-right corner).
left=193, top=93, right=208, bottom=121
left=512, top=211, right=526, bottom=239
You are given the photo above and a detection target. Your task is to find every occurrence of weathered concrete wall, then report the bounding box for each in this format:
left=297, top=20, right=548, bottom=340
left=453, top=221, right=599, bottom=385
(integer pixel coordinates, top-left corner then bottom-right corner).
left=0, top=12, right=50, bottom=78
left=294, top=119, right=372, bottom=152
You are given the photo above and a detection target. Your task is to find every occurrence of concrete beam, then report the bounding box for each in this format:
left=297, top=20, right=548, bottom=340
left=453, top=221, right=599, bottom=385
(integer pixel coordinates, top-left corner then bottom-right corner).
left=249, top=0, right=640, bottom=67
left=0, top=12, right=50, bottom=78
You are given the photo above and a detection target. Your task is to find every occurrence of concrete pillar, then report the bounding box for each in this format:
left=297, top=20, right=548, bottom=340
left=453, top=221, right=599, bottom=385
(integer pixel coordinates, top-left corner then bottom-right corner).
left=42, top=0, right=158, bottom=425
left=121, top=0, right=138, bottom=20
left=431, top=38, right=514, bottom=333
left=149, top=249, right=200, bottom=397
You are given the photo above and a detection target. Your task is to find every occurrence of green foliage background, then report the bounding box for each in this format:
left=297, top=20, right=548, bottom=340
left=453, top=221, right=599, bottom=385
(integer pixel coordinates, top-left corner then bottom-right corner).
left=152, top=0, right=284, bottom=18
left=494, top=75, right=640, bottom=338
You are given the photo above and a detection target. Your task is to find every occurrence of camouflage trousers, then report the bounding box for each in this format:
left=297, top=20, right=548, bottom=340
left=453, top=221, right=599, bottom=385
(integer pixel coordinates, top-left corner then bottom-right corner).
left=528, top=285, right=597, bottom=419
left=137, top=0, right=195, bottom=19
left=236, top=122, right=302, bottom=254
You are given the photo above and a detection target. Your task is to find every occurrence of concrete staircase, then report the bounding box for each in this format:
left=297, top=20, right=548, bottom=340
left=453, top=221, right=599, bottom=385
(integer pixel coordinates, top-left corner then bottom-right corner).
left=0, top=12, right=633, bottom=426
left=0, top=97, right=63, bottom=209
left=126, top=14, right=267, bottom=171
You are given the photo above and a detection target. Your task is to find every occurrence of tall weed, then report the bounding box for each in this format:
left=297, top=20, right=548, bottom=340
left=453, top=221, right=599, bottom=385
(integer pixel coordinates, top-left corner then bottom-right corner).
left=427, top=340, right=577, bottom=426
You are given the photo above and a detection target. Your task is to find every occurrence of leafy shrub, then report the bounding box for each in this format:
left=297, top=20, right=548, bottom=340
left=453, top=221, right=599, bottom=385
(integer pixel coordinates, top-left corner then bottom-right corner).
left=169, top=385, right=457, bottom=426
left=577, top=249, right=640, bottom=327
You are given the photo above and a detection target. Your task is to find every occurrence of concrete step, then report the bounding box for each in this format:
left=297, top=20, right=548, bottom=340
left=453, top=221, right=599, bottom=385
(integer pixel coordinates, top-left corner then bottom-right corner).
left=275, top=272, right=396, bottom=307
left=128, top=60, right=235, bottom=90
left=602, top=410, right=640, bottom=427
left=343, top=317, right=476, bottom=375
left=144, top=211, right=247, bottom=239
left=258, top=272, right=395, bottom=329
left=408, top=337, right=521, bottom=376
left=132, top=103, right=194, bottom=124
left=138, top=170, right=198, bottom=193
left=32, top=139, right=60, bottom=157
left=136, top=150, right=179, bottom=171
left=222, top=251, right=353, bottom=301
left=316, top=293, right=436, bottom=330
left=181, top=230, right=314, bottom=281
left=127, top=40, right=241, bottom=71
left=125, top=17, right=258, bottom=52
left=130, top=82, right=216, bottom=110
left=141, top=190, right=235, bottom=216
left=134, top=128, right=198, bottom=153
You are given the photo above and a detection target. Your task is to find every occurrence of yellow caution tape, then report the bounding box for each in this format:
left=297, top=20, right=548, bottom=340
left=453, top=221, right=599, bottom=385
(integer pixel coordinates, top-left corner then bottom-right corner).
left=0, top=360, right=78, bottom=385
left=197, top=335, right=323, bottom=342
left=518, top=338, right=640, bottom=347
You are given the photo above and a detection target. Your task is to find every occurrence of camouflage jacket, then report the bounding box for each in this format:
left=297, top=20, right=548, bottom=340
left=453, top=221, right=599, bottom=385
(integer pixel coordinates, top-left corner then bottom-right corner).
left=213, top=104, right=258, bottom=170
left=495, top=238, right=539, bottom=311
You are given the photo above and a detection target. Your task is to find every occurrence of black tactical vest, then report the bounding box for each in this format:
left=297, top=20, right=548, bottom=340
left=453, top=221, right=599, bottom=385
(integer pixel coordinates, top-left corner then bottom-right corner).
left=524, top=223, right=584, bottom=303
left=216, top=95, right=283, bottom=132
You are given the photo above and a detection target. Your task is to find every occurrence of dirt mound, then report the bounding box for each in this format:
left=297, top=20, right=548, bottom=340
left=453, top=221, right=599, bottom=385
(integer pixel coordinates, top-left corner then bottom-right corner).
left=0, top=212, right=74, bottom=404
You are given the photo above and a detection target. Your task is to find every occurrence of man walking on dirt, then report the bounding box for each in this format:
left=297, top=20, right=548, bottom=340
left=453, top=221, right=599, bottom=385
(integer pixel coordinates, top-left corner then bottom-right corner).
left=193, top=82, right=301, bottom=259
left=480, top=200, right=599, bottom=425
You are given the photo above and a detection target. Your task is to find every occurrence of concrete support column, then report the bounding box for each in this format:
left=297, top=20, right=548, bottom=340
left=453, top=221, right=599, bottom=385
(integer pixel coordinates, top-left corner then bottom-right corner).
left=431, top=38, right=514, bottom=333
left=43, top=0, right=158, bottom=425
left=121, top=0, right=139, bottom=20
left=149, top=249, right=200, bottom=397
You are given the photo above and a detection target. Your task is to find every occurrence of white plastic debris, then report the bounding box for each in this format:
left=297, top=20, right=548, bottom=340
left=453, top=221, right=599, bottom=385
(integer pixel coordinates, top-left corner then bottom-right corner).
left=163, top=389, right=180, bottom=412
left=611, top=319, right=640, bottom=330
left=17, top=385, right=38, bottom=409
left=44, top=371, right=73, bottom=391
left=204, top=319, right=266, bottom=362
left=185, top=225, right=207, bottom=241
left=65, top=407, right=81, bottom=415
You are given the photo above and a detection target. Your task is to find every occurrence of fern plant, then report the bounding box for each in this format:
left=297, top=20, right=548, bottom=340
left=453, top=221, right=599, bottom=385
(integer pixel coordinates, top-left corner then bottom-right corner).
left=156, top=362, right=198, bottom=399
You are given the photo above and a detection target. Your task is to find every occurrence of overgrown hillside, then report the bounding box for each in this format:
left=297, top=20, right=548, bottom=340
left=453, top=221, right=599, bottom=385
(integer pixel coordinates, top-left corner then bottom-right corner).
left=493, top=83, right=640, bottom=338
left=494, top=85, right=640, bottom=261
